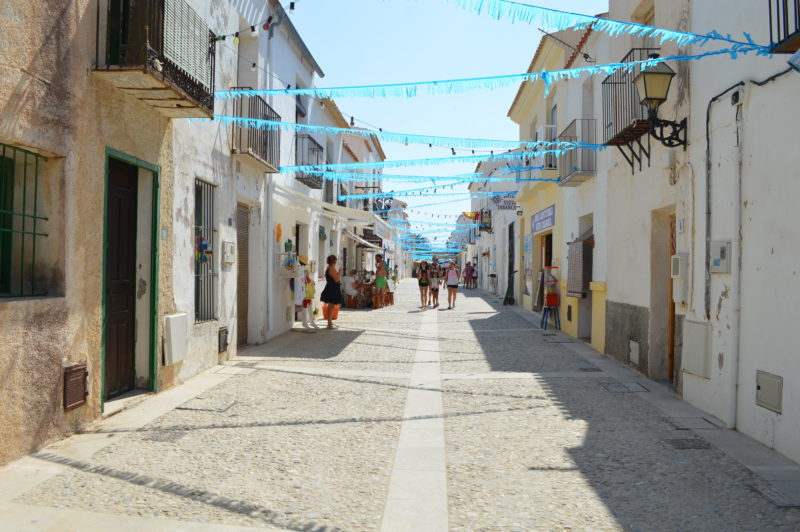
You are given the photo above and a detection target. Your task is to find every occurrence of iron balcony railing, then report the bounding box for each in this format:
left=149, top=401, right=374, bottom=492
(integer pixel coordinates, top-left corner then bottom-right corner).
left=769, top=0, right=800, bottom=52
left=602, top=48, right=660, bottom=146
left=337, top=184, right=347, bottom=207
left=231, top=87, right=281, bottom=170
left=104, top=0, right=216, bottom=113
left=295, top=134, right=324, bottom=189
left=558, top=119, right=597, bottom=185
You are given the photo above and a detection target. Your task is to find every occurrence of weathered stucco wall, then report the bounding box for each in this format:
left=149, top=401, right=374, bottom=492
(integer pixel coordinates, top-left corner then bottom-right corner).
left=0, top=0, right=174, bottom=465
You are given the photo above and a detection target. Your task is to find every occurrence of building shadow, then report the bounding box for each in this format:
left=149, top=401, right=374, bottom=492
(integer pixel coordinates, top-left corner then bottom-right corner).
left=238, top=330, right=363, bottom=360
left=462, top=296, right=789, bottom=530
left=30, top=451, right=338, bottom=532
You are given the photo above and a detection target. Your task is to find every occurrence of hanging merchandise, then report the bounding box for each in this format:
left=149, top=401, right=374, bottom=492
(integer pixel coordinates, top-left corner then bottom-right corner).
left=276, top=223, right=282, bottom=243
left=216, top=45, right=766, bottom=101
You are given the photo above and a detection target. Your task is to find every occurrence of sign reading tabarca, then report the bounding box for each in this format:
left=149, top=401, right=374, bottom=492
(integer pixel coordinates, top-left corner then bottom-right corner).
left=490, top=194, right=517, bottom=210
left=532, top=205, right=555, bottom=233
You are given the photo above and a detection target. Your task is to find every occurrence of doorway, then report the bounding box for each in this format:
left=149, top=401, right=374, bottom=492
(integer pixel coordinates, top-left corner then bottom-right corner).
left=668, top=214, right=677, bottom=380
left=103, top=149, right=160, bottom=406
left=104, top=158, right=138, bottom=399
left=507, top=222, right=515, bottom=301
left=237, top=203, right=250, bottom=346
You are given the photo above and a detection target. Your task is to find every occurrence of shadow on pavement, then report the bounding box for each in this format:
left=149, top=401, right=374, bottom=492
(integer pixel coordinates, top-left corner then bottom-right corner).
left=239, top=330, right=362, bottom=360
left=461, top=294, right=795, bottom=530
left=30, top=452, right=338, bottom=532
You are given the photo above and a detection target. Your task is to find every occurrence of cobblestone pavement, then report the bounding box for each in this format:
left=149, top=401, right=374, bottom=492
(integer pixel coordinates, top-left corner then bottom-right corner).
left=3, top=280, right=800, bottom=531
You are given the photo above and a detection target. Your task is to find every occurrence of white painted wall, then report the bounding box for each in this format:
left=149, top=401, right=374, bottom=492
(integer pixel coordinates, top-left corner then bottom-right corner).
left=682, top=0, right=800, bottom=463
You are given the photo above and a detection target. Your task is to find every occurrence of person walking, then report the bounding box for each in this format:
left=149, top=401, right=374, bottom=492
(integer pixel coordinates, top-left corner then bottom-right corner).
left=429, top=257, right=441, bottom=308
left=417, top=260, right=431, bottom=310
left=445, top=261, right=461, bottom=309
left=463, top=262, right=474, bottom=289
left=320, top=254, right=343, bottom=329
left=375, top=254, right=388, bottom=309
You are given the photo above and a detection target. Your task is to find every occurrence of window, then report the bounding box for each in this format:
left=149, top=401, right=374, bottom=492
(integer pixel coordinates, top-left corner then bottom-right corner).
left=0, top=143, right=49, bottom=298
left=194, top=179, right=216, bottom=322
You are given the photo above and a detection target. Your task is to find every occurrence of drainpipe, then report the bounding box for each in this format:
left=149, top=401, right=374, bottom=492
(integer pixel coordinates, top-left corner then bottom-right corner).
left=728, top=101, right=744, bottom=429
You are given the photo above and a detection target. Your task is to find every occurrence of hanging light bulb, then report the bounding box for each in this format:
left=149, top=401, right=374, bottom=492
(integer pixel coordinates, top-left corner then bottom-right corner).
left=289, top=1, right=295, bottom=10
left=263, top=15, right=273, bottom=31
left=350, top=116, right=355, bottom=127
left=250, top=62, right=257, bottom=72
left=250, top=25, right=258, bottom=37
left=232, top=32, right=240, bottom=45
left=451, top=148, right=456, bottom=156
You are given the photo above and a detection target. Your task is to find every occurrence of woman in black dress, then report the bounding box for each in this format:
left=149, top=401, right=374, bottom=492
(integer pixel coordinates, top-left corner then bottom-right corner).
left=320, top=254, right=343, bottom=329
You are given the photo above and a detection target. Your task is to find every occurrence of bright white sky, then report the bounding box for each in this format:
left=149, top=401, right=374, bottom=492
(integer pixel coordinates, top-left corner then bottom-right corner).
left=290, top=0, right=609, bottom=242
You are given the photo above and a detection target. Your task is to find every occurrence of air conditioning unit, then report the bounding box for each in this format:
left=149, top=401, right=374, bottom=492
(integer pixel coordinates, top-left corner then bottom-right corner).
left=671, top=253, right=688, bottom=304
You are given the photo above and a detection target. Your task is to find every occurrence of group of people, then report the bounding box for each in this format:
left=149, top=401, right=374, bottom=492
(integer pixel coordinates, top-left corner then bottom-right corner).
left=463, top=262, right=478, bottom=289
left=294, top=253, right=394, bottom=331
left=415, top=258, right=462, bottom=310
left=341, top=258, right=398, bottom=310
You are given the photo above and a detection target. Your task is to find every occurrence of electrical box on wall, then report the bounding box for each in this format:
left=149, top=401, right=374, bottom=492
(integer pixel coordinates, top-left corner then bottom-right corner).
left=710, top=240, right=731, bottom=273
left=671, top=253, right=688, bottom=304
left=222, top=241, right=235, bottom=265
left=756, top=371, right=783, bottom=414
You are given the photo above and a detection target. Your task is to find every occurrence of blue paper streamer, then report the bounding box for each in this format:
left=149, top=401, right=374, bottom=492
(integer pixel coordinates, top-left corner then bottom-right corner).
left=429, top=0, right=768, bottom=50
left=213, top=115, right=597, bottom=151
left=282, top=149, right=576, bottom=173
left=217, top=45, right=767, bottom=101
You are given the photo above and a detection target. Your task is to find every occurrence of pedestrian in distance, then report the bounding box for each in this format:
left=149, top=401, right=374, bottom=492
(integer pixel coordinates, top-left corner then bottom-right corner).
left=445, top=261, right=461, bottom=309
left=417, top=260, right=431, bottom=310
left=375, top=254, right=388, bottom=309
left=464, top=262, right=474, bottom=289
left=320, top=254, right=343, bottom=329
left=429, top=257, right=441, bottom=308
left=294, top=255, right=319, bottom=330
left=471, top=264, right=478, bottom=289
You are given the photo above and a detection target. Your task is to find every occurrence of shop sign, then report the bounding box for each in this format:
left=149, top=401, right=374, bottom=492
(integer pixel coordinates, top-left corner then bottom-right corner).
left=490, top=194, right=517, bottom=210
left=532, top=205, right=555, bottom=233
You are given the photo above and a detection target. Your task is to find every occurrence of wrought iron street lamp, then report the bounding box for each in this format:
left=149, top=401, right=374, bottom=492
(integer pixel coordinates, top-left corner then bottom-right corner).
left=633, top=54, right=687, bottom=148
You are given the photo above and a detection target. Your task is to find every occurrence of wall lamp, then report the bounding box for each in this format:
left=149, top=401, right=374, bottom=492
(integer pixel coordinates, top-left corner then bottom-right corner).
left=634, top=54, right=687, bottom=149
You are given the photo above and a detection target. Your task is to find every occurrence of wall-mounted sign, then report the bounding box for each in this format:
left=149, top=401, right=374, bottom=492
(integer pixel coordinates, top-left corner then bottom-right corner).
left=490, top=194, right=517, bottom=210
left=532, top=205, right=555, bottom=233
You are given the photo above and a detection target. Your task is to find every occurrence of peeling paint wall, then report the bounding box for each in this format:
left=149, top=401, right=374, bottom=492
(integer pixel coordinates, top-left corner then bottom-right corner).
left=0, top=0, right=173, bottom=464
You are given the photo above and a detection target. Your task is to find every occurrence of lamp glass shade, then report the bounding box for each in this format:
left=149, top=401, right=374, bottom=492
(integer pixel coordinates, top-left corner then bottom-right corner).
left=789, top=49, right=800, bottom=73
left=634, top=62, right=676, bottom=111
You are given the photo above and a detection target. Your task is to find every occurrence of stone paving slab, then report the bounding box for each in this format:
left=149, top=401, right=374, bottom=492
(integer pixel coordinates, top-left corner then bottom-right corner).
left=16, top=369, right=408, bottom=531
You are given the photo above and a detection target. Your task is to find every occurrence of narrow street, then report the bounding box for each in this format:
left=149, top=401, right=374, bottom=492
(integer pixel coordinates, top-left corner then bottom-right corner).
left=2, top=281, right=799, bottom=531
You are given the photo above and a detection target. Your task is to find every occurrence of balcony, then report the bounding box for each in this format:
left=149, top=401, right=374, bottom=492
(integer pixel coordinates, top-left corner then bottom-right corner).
left=602, top=48, right=660, bottom=147
left=231, top=88, right=280, bottom=172
left=95, top=0, right=215, bottom=118
left=337, top=184, right=347, bottom=207
left=295, top=134, right=324, bottom=189
left=769, top=0, right=800, bottom=53
left=558, top=119, right=597, bottom=187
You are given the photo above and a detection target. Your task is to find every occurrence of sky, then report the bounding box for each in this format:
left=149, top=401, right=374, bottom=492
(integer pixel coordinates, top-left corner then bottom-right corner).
left=289, top=0, right=609, bottom=241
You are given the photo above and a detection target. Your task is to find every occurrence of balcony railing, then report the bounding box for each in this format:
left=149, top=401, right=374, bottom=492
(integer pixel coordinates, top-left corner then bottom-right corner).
left=602, top=48, right=660, bottom=146
left=231, top=88, right=280, bottom=171
left=337, top=184, right=347, bottom=207
left=557, top=119, right=597, bottom=187
left=97, top=0, right=215, bottom=117
left=769, top=0, right=800, bottom=52
left=295, top=134, right=324, bottom=189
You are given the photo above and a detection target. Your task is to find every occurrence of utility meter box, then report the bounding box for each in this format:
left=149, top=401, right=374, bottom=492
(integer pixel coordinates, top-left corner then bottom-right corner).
left=222, top=241, right=235, bottom=265
left=710, top=240, right=731, bottom=273
left=671, top=253, right=688, bottom=304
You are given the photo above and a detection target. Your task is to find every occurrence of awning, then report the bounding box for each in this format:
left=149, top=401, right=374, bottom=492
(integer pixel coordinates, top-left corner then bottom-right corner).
left=275, top=185, right=375, bottom=225
left=345, top=230, right=393, bottom=254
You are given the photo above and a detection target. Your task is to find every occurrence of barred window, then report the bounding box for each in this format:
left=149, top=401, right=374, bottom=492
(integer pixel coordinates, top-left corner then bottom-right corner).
left=0, top=144, right=49, bottom=298
left=194, top=179, right=216, bottom=322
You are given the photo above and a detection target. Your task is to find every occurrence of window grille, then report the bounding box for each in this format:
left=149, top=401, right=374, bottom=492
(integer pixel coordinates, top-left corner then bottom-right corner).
left=0, top=143, right=48, bottom=298
left=194, top=179, right=216, bottom=322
